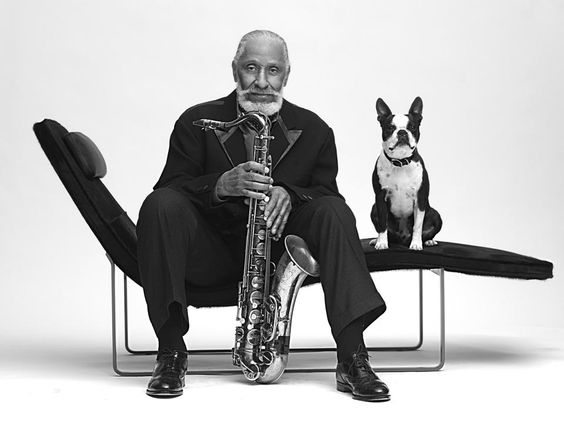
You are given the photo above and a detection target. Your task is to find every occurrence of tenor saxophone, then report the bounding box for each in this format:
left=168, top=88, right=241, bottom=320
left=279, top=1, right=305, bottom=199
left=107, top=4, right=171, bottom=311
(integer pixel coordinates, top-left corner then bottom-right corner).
left=193, top=111, right=319, bottom=383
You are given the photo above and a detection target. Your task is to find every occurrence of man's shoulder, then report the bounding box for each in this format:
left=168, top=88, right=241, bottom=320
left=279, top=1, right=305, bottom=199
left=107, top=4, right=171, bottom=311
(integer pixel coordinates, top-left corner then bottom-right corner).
left=281, top=98, right=330, bottom=131
left=177, top=93, right=234, bottom=123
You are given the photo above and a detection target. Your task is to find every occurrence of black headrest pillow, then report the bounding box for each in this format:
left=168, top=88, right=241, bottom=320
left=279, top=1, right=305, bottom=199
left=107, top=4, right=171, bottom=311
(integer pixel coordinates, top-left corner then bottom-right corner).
left=63, top=132, right=107, bottom=179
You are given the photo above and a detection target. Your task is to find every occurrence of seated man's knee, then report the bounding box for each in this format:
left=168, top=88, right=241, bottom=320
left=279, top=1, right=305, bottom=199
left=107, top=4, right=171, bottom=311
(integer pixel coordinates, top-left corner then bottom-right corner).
left=139, top=188, right=198, bottom=223
left=308, top=196, right=356, bottom=224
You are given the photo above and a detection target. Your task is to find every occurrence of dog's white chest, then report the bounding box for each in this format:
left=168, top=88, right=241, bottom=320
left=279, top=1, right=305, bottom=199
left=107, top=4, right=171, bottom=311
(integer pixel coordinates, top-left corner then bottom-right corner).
left=377, top=155, right=423, bottom=217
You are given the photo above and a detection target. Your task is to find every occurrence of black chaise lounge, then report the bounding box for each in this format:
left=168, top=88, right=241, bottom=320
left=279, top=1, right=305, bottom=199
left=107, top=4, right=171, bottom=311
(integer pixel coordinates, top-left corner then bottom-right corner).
left=34, top=118, right=554, bottom=376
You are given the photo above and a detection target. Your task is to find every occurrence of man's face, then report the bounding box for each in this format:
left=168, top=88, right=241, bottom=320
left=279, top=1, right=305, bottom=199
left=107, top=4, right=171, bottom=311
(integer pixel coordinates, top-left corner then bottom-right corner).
left=233, top=37, right=289, bottom=115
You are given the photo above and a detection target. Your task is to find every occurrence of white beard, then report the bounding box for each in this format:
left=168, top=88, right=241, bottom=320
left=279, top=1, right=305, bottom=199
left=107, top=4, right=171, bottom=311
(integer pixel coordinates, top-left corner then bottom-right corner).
left=236, top=82, right=284, bottom=116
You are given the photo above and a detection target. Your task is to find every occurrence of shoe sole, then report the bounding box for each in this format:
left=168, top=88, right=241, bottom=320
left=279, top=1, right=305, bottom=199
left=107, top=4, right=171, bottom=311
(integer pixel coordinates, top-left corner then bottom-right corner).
left=146, top=379, right=185, bottom=398
left=146, top=388, right=183, bottom=398
left=336, top=381, right=390, bottom=402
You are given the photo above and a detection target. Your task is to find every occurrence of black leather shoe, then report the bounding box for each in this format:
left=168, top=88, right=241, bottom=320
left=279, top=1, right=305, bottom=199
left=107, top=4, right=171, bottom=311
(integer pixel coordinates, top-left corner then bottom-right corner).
left=336, top=351, right=390, bottom=402
left=146, top=349, right=188, bottom=398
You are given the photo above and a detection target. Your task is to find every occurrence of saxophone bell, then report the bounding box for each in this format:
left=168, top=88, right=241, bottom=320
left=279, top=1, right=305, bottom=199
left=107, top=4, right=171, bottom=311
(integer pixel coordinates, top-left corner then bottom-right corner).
left=255, top=235, right=319, bottom=384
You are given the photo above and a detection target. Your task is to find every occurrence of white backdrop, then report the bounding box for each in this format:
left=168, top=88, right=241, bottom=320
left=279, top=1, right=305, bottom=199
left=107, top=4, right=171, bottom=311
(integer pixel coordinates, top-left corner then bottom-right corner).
left=1, top=0, right=562, bottom=352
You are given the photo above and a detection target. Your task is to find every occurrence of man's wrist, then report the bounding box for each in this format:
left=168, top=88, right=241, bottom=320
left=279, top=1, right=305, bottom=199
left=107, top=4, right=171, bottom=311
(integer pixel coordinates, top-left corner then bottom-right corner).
left=212, top=179, right=227, bottom=204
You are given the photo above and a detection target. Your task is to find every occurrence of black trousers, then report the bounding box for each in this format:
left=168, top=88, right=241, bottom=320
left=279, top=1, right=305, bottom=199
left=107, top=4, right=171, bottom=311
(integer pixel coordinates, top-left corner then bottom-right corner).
left=136, top=187, right=386, bottom=341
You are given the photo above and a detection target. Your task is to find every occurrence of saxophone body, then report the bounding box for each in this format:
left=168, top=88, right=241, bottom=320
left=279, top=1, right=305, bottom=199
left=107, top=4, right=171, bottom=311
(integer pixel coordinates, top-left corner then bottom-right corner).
left=193, top=111, right=319, bottom=383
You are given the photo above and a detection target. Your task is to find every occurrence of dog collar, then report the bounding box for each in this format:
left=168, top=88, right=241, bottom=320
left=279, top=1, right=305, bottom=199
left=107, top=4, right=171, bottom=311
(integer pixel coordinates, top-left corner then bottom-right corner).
left=384, top=151, right=414, bottom=167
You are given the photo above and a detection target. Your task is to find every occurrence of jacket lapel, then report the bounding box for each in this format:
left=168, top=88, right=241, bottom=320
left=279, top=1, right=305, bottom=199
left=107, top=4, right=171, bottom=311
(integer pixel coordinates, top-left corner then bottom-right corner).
left=214, top=127, right=245, bottom=168
left=211, top=91, right=246, bottom=168
left=271, top=115, right=302, bottom=170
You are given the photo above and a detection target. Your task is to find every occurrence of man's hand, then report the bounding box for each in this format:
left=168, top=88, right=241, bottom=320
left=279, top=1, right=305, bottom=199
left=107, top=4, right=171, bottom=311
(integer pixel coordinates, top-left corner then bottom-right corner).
left=216, top=161, right=273, bottom=200
left=265, top=186, right=292, bottom=241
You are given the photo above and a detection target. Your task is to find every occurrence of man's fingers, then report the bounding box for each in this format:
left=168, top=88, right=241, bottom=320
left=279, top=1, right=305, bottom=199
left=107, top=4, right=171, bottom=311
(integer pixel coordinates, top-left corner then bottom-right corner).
left=243, top=180, right=271, bottom=192
left=270, top=200, right=290, bottom=235
left=243, top=190, right=268, bottom=200
left=272, top=210, right=290, bottom=240
left=242, top=161, right=269, bottom=174
left=220, top=165, right=273, bottom=197
left=246, top=172, right=273, bottom=184
left=265, top=192, right=282, bottom=227
left=279, top=212, right=290, bottom=236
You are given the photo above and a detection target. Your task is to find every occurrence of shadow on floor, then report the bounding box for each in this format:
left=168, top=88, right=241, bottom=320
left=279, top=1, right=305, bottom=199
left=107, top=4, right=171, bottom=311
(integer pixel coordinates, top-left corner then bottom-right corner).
left=2, top=333, right=561, bottom=383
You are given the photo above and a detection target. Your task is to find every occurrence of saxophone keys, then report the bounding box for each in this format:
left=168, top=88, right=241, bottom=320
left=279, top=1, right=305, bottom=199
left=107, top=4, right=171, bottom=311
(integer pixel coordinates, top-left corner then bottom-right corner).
left=254, top=258, right=265, bottom=270
left=261, top=350, right=274, bottom=365
left=249, top=309, right=261, bottom=324
left=256, top=242, right=265, bottom=255
left=257, top=229, right=266, bottom=240
left=247, top=328, right=261, bottom=345
left=250, top=290, right=263, bottom=305
left=261, top=322, right=273, bottom=339
left=251, top=277, right=264, bottom=290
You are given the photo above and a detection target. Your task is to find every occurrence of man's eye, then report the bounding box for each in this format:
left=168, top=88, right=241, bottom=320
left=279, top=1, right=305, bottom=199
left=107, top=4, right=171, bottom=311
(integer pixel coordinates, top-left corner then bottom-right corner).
left=269, top=67, right=279, bottom=74
left=246, top=65, right=257, bottom=72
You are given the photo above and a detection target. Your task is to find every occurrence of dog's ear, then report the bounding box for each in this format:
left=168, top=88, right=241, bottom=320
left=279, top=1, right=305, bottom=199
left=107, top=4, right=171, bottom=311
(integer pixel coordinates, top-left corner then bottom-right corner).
left=409, top=97, right=423, bottom=117
left=376, top=98, right=392, bottom=121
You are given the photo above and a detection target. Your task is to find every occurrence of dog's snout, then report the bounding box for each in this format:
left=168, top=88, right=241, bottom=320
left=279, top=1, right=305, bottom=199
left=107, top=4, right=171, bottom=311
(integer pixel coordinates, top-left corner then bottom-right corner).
left=396, top=130, right=409, bottom=144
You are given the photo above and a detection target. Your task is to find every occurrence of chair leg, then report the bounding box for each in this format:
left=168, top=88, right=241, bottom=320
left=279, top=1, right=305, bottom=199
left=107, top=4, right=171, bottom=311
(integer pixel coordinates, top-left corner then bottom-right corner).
left=108, top=255, right=445, bottom=376
left=286, top=268, right=445, bottom=374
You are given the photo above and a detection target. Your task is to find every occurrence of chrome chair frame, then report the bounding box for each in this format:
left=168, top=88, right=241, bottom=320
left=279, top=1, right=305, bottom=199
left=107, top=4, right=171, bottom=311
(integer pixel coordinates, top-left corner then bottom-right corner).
left=107, top=254, right=445, bottom=376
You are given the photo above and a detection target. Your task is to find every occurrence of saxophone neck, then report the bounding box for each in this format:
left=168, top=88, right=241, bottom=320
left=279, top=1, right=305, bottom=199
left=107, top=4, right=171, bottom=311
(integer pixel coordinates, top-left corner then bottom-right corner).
left=242, top=111, right=271, bottom=136
left=193, top=111, right=271, bottom=135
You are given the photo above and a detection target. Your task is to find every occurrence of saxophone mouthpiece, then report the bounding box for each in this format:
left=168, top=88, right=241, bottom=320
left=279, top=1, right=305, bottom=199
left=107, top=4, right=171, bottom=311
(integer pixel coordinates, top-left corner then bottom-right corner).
left=193, top=119, right=228, bottom=131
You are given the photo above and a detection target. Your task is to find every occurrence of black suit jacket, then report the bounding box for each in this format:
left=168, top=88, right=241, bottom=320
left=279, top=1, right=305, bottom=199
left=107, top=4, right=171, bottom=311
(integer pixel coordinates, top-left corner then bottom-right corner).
left=154, top=91, right=343, bottom=233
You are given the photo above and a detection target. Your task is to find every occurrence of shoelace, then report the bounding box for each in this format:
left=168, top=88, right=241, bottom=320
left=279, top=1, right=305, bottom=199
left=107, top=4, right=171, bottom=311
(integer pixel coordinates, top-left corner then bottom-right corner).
left=351, top=352, right=373, bottom=371
left=159, top=350, right=187, bottom=373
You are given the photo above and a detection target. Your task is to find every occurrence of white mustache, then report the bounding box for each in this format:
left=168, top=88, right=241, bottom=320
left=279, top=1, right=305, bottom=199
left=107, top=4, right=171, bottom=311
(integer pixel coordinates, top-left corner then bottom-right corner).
left=239, top=87, right=280, bottom=97
left=236, top=81, right=284, bottom=116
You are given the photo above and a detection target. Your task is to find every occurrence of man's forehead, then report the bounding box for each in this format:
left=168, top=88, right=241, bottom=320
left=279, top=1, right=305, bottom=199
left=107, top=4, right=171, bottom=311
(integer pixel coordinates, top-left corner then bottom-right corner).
left=239, top=38, right=286, bottom=64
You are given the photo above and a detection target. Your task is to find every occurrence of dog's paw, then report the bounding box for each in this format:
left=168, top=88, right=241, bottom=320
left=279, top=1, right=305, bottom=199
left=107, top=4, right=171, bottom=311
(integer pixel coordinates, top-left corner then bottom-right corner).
left=424, top=239, right=438, bottom=247
left=409, top=241, right=423, bottom=251
left=370, top=237, right=389, bottom=250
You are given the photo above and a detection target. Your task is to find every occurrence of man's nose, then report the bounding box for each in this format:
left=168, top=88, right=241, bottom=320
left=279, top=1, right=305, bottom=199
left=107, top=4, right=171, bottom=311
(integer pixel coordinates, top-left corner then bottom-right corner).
left=255, top=69, right=269, bottom=89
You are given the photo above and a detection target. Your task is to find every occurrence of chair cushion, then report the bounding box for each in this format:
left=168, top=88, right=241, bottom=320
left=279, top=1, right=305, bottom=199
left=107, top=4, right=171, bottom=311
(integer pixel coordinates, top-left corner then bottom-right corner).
left=64, top=132, right=107, bottom=179
left=361, top=239, right=553, bottom=280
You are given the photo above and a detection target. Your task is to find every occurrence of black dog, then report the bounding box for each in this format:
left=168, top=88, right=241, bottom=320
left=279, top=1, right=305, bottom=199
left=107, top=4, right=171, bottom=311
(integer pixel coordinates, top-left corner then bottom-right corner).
left=370, top=97, right=442, bottom=250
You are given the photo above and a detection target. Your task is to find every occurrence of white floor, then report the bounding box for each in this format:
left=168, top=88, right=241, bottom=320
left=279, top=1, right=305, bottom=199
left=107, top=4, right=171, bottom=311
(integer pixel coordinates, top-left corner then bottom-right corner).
left=1, top=327, right=562, bottom=429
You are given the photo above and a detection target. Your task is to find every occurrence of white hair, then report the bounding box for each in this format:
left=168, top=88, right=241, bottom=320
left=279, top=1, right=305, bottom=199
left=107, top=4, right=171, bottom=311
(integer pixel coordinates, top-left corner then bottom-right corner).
left=233, top=30, right=290, bottom=71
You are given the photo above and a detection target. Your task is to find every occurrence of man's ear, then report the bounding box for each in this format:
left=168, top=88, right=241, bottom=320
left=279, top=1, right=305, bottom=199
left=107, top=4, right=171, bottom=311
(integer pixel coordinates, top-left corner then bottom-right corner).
left=283, top=65, right=291, bottom=86
left=232, top=60, right=237, bottom=82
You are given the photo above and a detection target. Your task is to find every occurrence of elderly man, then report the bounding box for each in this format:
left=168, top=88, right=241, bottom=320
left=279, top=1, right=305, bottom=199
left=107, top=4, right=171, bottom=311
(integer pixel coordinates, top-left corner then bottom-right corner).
left=137, top=30, right=389, bottom=401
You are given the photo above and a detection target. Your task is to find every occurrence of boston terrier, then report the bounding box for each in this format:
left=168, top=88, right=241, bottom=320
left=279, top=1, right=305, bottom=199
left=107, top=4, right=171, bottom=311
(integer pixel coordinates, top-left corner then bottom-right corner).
left=369, top=97, right=442, bottom=250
